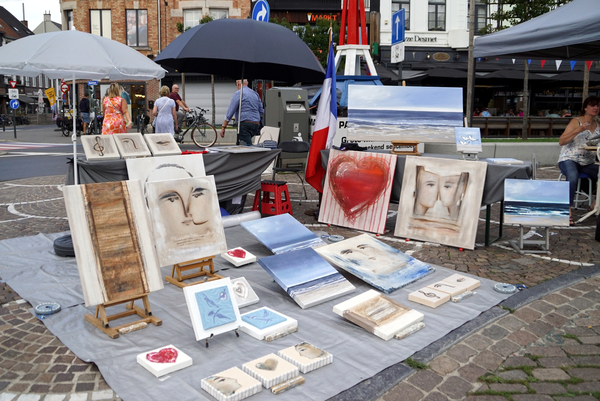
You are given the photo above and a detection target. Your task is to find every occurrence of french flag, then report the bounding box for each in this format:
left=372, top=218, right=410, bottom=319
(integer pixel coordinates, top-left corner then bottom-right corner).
left=305, top=40, right=337, bottom=193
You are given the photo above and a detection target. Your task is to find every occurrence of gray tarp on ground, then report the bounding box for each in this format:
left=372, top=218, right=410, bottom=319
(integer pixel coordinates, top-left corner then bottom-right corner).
left=0, top=229, right=511, bottom=401
left=65, top=150, right=280, bottom=202
left=474, top=0, right=600, bottom=60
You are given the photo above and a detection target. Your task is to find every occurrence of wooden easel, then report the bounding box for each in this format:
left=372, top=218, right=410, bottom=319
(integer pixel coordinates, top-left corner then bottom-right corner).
left=391, top=141, right=421, bottom=155
left=85, top=294, right=162, bottom=339
left=165, top=256, right=224, bottom=288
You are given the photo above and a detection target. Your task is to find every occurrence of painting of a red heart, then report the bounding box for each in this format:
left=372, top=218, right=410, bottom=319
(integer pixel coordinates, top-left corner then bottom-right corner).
left=146, top=347, right=178, bottom=363
left=319, top=150, right=396, bottom=233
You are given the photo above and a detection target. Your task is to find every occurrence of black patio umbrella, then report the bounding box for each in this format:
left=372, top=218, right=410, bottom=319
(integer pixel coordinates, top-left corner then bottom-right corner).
left=154, top=19, right=325, bottom=83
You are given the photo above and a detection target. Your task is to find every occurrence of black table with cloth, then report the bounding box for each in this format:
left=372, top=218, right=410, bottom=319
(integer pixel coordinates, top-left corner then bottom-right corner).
left=65, top=150, right=281, bottom=203
left=321, top=150, right=533, bottom=245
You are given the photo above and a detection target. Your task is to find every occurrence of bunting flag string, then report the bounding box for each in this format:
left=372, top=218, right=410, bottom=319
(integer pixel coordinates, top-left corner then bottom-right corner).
left=512, top=59, right=516, bottom=64
left=555, top=60, right=562, bottom=70
left=570, top=60, right=577, bottom=70
left=586, top=60, right=593, bottom=71
left=527, top=59, right=531, bottom=65
left=540, top=60, right=546, bottom=69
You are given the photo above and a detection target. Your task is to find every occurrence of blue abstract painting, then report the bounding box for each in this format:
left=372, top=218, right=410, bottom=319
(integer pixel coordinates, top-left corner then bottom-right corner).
left=241, top=213, right=325, bottom=254
left=455, top=127, right=482, bottom=153
left=347, top=86, right=463, bottom=143
left=504, top=179, right=570, bottom=227
left=241, top=308, right=287, bottom=330
left=195, top=285, right=237, bottom=330
left=315, top=234, right=435, bottom=293
left=258, top=248, right=355, bottom=309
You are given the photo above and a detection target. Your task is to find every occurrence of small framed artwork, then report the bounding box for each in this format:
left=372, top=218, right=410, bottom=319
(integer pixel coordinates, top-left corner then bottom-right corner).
left=240, top=307, right=298, bottom=341
left=277, top=341, right=333, bottom=373
left=136, top=345, right=192, bottom=377
left=183, top=278, right=242, bottom=342
left=441, top=273, right=480, bottom=291
left=201, top=366, right=262, bottom=401
left=81, top=135, right=120, bottom=161
left=221, top=248, right=257, bottom=267
left=408, top=287, right=451, bottom=308
left=242, top=354, right=300, bottom=389
left=143, top=133, right=182, bottom=156
left=504, top=179, right=569, bottom=227
left=231, top=277, right=260, bottom=308
left=333, top=290, right=424, bottom=341
left=455, top=127, right=482, bottom=154
left=113, top=133, right=151, bottom=158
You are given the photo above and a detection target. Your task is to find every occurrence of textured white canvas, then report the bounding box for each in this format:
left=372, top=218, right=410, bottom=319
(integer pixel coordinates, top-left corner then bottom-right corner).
left=201, top=367, right=261, bottom=401
left=137, top=345, right=192, bottom=377
left=81, top=135, right=120, bottom=161
left=143, top=133, right=182, bottom=156
left=113, top=133, right=151, bottom=158
left=230, top=277, right=260, bottom=308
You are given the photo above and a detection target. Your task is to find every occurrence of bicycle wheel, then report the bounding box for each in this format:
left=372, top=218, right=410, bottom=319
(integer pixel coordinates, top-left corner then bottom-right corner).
left=61, top=120, right=70, bottom=137
left=191, top=123, right=218, bottom=148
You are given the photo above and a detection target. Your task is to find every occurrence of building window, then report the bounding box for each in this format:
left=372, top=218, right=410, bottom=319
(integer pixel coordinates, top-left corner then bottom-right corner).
left=391, top=0, right=410, bottom=30
left=428, top=0, right=446, bottom=31
left=475, top=0, right=487, bottom=34
left=183, top=9, right=203, bottom=29
left=66, top=10, right=73, bottom=30
left=126, top=9, right=148, bottom=47
left=209, top=9, right=229, bottom=20
left=90, top=10, right=112, bottom=39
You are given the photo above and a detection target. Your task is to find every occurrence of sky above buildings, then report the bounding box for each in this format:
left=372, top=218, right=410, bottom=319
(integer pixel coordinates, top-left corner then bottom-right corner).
left=0, top=0, right=61, bottom=31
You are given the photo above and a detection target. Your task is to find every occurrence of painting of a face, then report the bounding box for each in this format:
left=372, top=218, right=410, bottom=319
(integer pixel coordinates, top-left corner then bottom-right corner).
left=147, top=176, right=227, bottom=267
left=206, top=376, right=241, bottom=396
left=395, top=156, right=487, bottom=250
left=340, top=243, right=403, bottom=276
left=295, top=342, right=325, bottom=359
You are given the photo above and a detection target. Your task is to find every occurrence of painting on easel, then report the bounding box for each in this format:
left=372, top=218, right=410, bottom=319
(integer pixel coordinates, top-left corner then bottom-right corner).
left=63, top=180, right=163, bottom=307
left=504, top=179, right=570, bottom=227
left=183, top=278, right=242, bottom=341
left=394, top=156, right=487, bottom=250
left=146, top=175, right=226, bottom=267
left=319, top=149, right=396, bottom=233
left=346, top=86, right=463, bottom=143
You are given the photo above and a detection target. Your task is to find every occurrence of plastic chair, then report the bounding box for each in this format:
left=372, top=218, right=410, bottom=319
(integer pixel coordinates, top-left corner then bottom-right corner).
left=271, top=141, right=310, bottom=200
left=558, top=172, right=593, bottom=209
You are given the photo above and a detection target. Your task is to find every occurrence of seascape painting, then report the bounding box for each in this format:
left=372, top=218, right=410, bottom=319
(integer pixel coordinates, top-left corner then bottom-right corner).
left=455, top=127, right=482, bottom=153
left=319, top=150, right=396, bottom=234
left=81, top=135, right=120, bottom=161
left=333, top=290, right=424, bottom=341
left=258, top=247, right=355, bottom=309
left=146, top=176, right=227, bottom=267
left=241, top=213, right=325, bottom=254
left=143, top=133, right=182, bottom=156
left=504, top=179, right=569, bottom=227
left=183, top=278, right=242, bottom=341
left=315, top=234, right=434, bottom=293
left=394, top=157, right=487, bottom=250
left=113, top=133, right=151, bottom=158
left=347, top=86, right=463, bottom=143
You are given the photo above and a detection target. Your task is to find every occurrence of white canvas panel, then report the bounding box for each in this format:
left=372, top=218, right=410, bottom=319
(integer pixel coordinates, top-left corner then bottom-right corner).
left=137, top=345, right=192, bottom=378
left=231, top=277, right=260, bottom=308
left=242, top=354, right=300, bottom=388
left=143, top=133, right=182, bottom=156
left=201, top=366, right=262, bottom=401
left=239, top=307, right=297, bottom=341
left=81, top=135, right=120, bottom=161
left=455, top=127, right=482, bottom=153
left=319, top=149, right=396, bottom=234
left=146, top=175, right=226, bottom=267
left=277, top=342, right=333, bottom=374
left=183, top=278, right=242, bottom=342
left=113, top=133, right=151, bottom=158
left=221, top=248, right=257, bottom=267
left=394, top=156, right=487, bottom=250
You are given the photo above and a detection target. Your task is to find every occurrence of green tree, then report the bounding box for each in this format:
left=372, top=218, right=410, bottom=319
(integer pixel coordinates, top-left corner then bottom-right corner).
left=271, top=17, right=340, bottom=68
left=481, top=0, right=571, bottom=34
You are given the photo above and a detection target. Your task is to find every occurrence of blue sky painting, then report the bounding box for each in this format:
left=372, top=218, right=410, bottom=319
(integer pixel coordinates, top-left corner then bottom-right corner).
left=455, top=127, right=482, bottom=153
left=347, top=86, right=463, bottom=143
left=504, top=179, right=570, bottom=227
left=241, top=308, right=287, bottom=330
left=241, top=214, right=325, bottom=254
left=316, top=234, right=434, bottom=293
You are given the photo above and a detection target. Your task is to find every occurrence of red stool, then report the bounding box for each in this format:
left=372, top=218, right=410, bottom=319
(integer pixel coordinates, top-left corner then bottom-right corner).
left=252, top=180, right=293, bottom=216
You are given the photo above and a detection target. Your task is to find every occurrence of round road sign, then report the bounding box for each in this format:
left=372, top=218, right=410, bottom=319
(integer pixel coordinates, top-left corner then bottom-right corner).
left=61, top=83, right=69, bottom=94
left=10, top=99, right=20, bottom=110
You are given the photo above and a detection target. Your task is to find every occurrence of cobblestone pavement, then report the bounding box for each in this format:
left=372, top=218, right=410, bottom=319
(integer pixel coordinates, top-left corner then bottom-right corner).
left=0, top=164, right=598, bottom=400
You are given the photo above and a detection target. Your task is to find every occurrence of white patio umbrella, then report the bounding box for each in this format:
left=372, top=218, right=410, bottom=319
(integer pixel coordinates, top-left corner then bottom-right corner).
left=0, top=30, right=166, bottom=184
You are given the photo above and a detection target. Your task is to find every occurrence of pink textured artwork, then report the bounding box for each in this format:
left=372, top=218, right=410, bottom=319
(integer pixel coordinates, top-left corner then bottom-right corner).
left=146, top=347, right=178, bottom=364
left=228, top=249, right=247, bottom=259
left=319, top=149, right=396, bottom=233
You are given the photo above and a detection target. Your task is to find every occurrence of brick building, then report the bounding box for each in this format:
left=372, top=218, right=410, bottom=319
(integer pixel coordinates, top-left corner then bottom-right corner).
left=59, top=0, right=248, bottom=125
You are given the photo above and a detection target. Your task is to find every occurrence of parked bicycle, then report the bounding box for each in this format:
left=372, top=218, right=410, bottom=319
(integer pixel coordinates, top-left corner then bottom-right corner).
left=174, top=107, right=218, bottom=148
left=86, top=114, right=104, bottom=135
left=59, top=109, right=83, bottom=137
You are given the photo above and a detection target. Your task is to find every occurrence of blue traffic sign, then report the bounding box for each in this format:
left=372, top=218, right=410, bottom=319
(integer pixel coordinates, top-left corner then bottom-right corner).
left=392, top=9, right=405, bottom=45
left=9, top=99, right=20, bottom=110
left=252, top=0, right=270, bottom=22
left=88, top=80, right=98, bottom=86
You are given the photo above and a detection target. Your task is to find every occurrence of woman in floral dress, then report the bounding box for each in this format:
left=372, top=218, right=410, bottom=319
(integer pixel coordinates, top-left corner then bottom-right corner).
left=102, top=83, right=132, bottom=134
